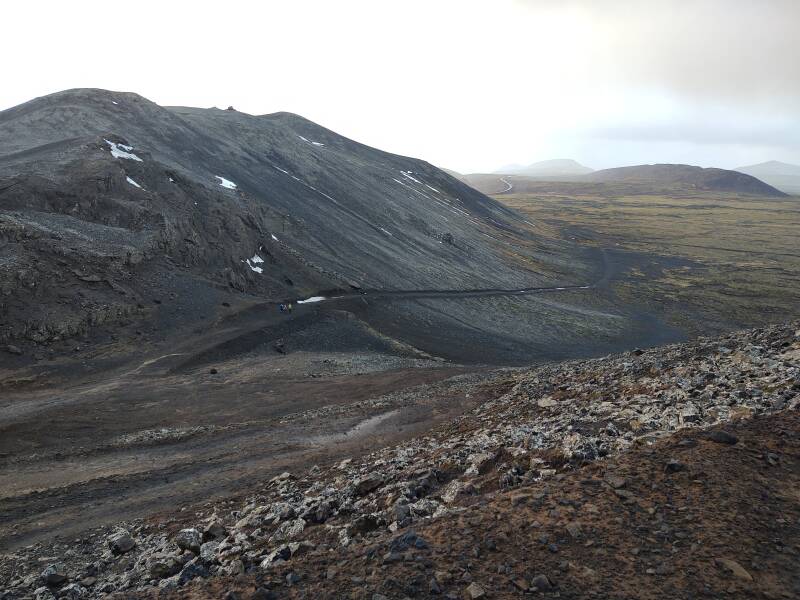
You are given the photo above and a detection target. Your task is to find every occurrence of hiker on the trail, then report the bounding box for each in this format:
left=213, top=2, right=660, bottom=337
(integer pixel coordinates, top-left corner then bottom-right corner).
left=287, top=302, right=293, bottom=313
left=279, top=303, right=286, bottom=313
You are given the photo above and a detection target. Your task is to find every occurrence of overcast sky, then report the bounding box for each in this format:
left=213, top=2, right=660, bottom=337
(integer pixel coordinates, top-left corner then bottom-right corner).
left=2, top=0, right=797, bottom=172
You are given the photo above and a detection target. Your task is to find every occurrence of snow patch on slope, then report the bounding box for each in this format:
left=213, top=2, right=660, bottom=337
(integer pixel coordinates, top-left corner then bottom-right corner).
left=243, top=254, right=264, bottom=274
left=105, top=140, right=142, bottom=161
left=298, top=135, right=325, bottom=147
left=126, top=176, right=142, bottom=189
left=216, top=176, right=237, bottom=189
left=400, top=171, right=423, bottom=185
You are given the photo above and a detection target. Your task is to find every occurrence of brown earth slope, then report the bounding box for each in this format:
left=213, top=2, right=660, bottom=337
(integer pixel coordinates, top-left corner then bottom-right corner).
left=159, top=410, right=800, bottom=600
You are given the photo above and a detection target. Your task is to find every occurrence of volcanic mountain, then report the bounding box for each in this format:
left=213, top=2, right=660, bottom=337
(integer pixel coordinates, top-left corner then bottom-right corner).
left=2, top=88, right=633, bottom=366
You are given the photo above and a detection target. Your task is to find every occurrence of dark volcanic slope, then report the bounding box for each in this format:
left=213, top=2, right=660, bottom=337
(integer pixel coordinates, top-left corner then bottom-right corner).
left=0, top=88, right=587, bottom=350
left=586, top=163, right=787, bottom=196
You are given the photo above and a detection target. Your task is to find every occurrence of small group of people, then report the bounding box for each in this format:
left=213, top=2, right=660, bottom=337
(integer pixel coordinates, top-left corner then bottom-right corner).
left=278, top=302, right=293, bottom=314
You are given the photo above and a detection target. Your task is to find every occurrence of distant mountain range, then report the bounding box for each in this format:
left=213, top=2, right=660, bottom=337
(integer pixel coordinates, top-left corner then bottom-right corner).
left=735, top=161, right=800, bottom=195
left=495, top=159, right=593, bottom=177
left=460, top=163, right=787, bottom=197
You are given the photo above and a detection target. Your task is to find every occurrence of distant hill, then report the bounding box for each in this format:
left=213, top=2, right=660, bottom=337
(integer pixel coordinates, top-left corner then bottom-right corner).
left=495, top=158, right=593, bottom=177
left=586, top=163, right=786, bottom=197
left=461, top=162, right=787, bottom=197
left=735, top=161, right=800, bottom=196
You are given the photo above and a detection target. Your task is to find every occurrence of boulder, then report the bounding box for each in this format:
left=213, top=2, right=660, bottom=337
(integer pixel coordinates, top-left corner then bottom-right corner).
left=252, top=588, right=278, bottom=600
left=269, top=517, right=305, bottom=542
left=409, top=497, right=442, bottom=518
left=177, top=560, right=209, bottom=585
left=108, top=531, right=135, bottom=555
left=565, top=521, right=582, bottom=539
left=58, top=584, right=86, bottom=599
left=288, top=540, right=315, bottom=557
left=664, top=459, right=686, bottom=474
left=389, top=530, right=428, bottom=552
left=353, top=473, right=384, bottom=496
left=220, top=559, right=245, bottom=576
left=465, top=452, right=495, bottom=476
left=441, top=479, right=474, bottom=504
left=202, top=520, right=227, bottom=541
left=679, top=402, right=701, bottom=424
left=40, top=564, right=67, bottom=587
left=199, top=541, right=220, bottom=564
left=300, top=498, right=337, bottom=523
left=391, top=499, right=411, bottom=523
left=707, top=430, right=738, bottom=445
left=146, top=553, right=183, bottom=579
left=531, top=574, right=553, bottom=591
left=175, top=528, right=202, bottom=553
left=260, top=545, right=292, bottom=568
left=33, top=587, right=56, bottom=600
left=347, top=513, right=383, bottom=536
left=463, top=582, right=486, bottom=599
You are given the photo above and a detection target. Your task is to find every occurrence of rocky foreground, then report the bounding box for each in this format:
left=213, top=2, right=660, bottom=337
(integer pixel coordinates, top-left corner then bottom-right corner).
left=2, top=321, right=799, bottom=599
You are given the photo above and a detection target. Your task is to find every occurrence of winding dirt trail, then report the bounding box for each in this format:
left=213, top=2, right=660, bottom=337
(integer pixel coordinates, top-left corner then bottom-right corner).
left=290, top=247, right=608, bottom=306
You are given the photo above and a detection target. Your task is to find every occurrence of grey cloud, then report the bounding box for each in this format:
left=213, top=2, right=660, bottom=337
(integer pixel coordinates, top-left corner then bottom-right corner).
left=519, top=0, right=800, bottom=108
left=586, top=112, right=800, bottom=148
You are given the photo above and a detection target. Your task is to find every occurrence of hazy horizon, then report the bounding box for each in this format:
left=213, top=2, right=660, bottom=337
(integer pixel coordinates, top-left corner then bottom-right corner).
left=2, top=0, right=798, bottom=173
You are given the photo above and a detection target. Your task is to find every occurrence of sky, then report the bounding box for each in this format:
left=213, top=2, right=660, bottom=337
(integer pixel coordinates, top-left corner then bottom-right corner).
left=1, top=0, right=798, bottom=173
